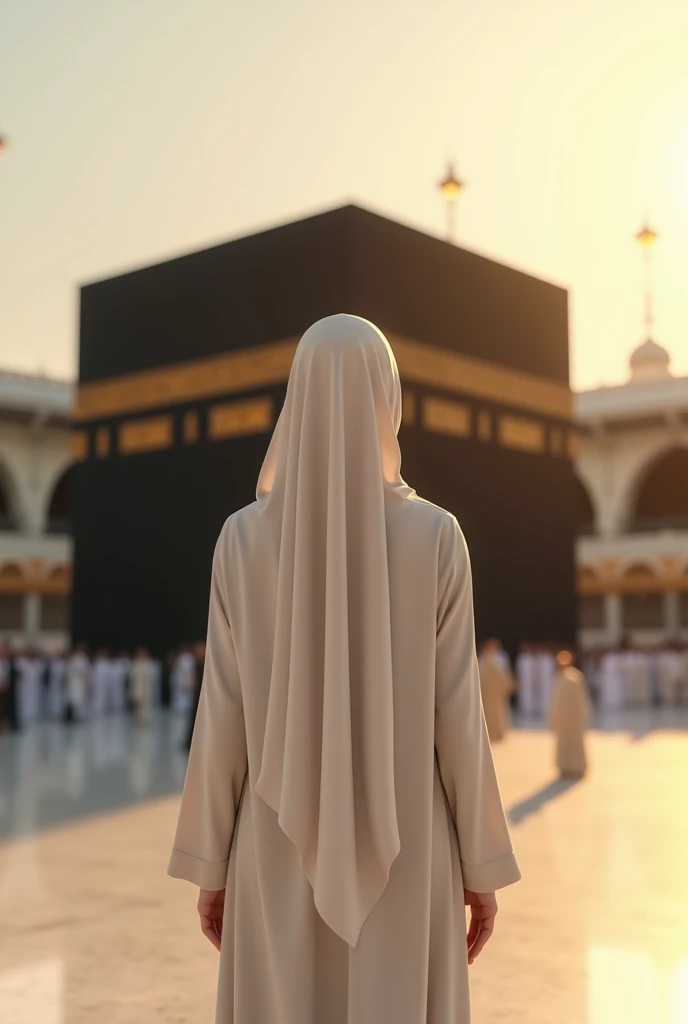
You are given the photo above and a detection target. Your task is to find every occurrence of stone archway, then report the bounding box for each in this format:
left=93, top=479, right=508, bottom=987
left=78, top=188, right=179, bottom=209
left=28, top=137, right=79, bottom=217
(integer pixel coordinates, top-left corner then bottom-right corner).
left=577, top=565, right=605, bottom=629
left=46, top=466, right=72, bottom=535
left=576, top=475, right=597, bottom=535
left=0, top=460, right=19, bottom=531
left=619, top=563, right=664, bottom=631
left=629, top=447, right=688, bottom=532
left=0, top=562, right=26, bottom=631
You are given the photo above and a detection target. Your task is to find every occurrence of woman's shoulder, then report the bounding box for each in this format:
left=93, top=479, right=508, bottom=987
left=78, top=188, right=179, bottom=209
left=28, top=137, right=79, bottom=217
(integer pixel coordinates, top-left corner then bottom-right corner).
left=402, top=501, right=472, bottom=597
left=214, top=502, right=259, bottom=549
left=401, top=494, right=463, bottom=536
left=387, top=495, right=468, bottom=566
left=214, top=496, right=466, bottom=564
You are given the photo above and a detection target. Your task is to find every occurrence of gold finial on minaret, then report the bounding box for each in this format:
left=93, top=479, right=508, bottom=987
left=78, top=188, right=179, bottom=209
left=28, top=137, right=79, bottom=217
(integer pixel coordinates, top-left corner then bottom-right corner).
left=635, top=221, right=658, bottom=338
left=438, top=162, right=464, bottom=243
left=629, top=220, right=671, bottom=381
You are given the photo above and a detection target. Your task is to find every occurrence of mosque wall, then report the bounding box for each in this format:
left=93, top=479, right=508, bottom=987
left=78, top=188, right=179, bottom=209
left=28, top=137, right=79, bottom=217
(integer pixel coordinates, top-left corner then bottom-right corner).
left=576, top=410, right=688, bottom=648
left=0, top=383, right=73, bottom=652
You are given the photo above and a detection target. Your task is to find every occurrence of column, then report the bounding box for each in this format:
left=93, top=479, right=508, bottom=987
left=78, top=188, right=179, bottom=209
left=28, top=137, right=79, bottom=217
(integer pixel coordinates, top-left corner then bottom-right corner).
left=605, top=593, right=622, bottom=646
left=664, top=590, right=679, bottom=640
left=23, top=593, right=41, bottom=649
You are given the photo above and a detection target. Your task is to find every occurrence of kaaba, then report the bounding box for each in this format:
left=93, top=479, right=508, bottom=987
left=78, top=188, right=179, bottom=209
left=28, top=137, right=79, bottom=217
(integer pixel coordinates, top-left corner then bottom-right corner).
left=72, top=204, right=577, bottom=659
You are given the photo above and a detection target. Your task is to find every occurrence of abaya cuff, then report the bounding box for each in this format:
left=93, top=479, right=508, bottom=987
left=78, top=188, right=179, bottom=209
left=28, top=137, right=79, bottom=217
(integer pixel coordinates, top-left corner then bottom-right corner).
left=167, top=847, right=228, bottom=890
left=461, top=850, right=522, bottom=892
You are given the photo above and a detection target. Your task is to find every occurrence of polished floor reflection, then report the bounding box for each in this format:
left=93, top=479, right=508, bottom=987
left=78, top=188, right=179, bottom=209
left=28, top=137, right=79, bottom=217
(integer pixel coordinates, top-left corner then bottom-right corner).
left=0, top=711, right=189, bottom=839
left=0, top=708, right=687, bottom=1022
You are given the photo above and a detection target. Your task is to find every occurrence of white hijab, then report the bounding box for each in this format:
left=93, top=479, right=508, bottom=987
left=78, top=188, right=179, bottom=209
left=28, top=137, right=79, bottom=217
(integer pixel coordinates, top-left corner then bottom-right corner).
left=254, top=313, right=416, bottom=947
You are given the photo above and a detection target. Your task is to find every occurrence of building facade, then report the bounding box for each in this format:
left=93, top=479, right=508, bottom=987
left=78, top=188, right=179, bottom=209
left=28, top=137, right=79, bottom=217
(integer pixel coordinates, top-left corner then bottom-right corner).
left=575, top=339, right=688, bottom=649
left=0, top=370, right=74, bottom=652
left=3, top=316, right=683, bottom=659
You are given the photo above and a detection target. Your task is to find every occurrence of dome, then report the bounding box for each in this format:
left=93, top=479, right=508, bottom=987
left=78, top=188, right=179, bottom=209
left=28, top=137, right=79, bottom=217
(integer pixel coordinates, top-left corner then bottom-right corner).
left=629, top=338, right=672, bottom=381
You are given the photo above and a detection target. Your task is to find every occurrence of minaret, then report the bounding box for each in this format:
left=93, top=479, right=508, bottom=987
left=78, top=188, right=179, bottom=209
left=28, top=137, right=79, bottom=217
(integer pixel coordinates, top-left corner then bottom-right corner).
left=635, top=221, right=658, bottom=340
left=629, top=221, right=672, bottom=381
left=438, top=162, right=464, bottom=243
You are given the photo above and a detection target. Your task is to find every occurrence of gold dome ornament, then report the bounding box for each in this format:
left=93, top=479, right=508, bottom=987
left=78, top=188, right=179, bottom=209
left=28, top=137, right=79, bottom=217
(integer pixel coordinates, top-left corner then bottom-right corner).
left=439, top=164, right=464, bottom=201
left=635, top=224, right=657, bottom=248
left=438, top=162, right=464, bottom=242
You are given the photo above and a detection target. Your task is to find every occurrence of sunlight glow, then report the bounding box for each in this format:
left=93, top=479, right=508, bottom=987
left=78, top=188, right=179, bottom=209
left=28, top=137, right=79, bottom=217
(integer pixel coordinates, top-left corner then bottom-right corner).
left=588, top=945, right=659, bottom=1024
left=670, top=959, right=688, bottom=1024
left=0, top=958, right=64, bottom=1024
left=588, top=946, right=688, bottom=1024
left=664, top=95, right=688, bottom=221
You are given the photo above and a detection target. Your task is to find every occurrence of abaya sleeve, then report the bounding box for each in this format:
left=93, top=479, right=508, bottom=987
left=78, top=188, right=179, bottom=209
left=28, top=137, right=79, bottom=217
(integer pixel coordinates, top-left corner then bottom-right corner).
left=168, top=522, right=248, bottom=889
left=434, top=514, right=521, bottom=893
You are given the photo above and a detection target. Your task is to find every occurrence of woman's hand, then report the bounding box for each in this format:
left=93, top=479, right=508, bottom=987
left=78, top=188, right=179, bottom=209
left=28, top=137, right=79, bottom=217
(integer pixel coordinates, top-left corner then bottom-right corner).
left=464, top=889, right=498, bottom=965
left=197, top=888, right=225, bottom=951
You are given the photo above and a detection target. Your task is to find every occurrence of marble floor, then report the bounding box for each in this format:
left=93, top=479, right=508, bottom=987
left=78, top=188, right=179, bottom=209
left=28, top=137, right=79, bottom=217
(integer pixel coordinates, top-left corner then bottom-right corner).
left=0, top=707, right=687, bottom=1022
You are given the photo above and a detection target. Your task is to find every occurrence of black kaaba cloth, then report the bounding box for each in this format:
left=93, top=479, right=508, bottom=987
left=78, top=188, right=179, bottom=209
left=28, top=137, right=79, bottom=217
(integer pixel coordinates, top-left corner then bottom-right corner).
left=72, top=204, right=577, bottom=658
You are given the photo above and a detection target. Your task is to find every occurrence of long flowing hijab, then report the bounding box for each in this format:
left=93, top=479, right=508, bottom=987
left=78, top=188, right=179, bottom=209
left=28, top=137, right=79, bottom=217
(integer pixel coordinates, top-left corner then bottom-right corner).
left=254, top=313, right=416, bottom=947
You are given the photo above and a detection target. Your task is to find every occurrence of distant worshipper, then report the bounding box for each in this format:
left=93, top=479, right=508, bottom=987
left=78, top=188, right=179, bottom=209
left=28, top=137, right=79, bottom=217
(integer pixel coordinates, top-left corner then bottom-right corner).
left=91, top=648, right=112, bottom=716
left=167, top=315, right=521, bottom=1024
left=621, top=645, right=652, bottom=708
left=493, top=641, right=512, bottom=675
left=160, top=649, right=177, bottom=708
left=634, top=647, right=653, bottom=707
left=597, top=646, right=624, bottom=711
left=515, top=641, right=538, bottom=717
left=532, top=642, right=557, bottom=717
left=581, top=648, right=602, bottom=705
left=46, top=648, right=67, bottom=719
left=548, top=650, right=593, bottom=779
left=478, top=637, right=515, bottom=742
left=182, top=639, right=206, bottom=752
left=150, top=655, right=163, bottom=708
left=679, top=645, right=688, bottom=704
left=16, top=649, right=44, bottom=727
left=172, top=644, right=196, bottom=714
left=64, top=643, right=92, bottom=723
left=130, top=647, right=156, bottom=725
left=2, top=647, right=21, bottom=732
left=40, top=652, right=51, bottom=716
left=618, top=643, right=636, bottom=706
left=657, top=643, right=686, bottom=705
left=110, top=650, right=131, bottom=714
left=0, top=643, right=9, bottom=731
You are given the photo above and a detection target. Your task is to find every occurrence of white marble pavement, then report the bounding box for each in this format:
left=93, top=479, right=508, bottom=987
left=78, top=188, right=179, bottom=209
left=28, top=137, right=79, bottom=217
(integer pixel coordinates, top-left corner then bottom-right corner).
left=0, top=709, right=687, bottom=1023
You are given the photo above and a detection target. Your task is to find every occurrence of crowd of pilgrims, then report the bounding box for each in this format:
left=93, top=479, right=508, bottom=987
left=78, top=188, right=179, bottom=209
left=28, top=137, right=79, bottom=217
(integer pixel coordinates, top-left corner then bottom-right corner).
left=0, top=641, right=206, bottom=747
left=1, top=635, right=686, bottom=760
left=508, top=640, right=688, bottom=715
left=478, top=637, right=688, bottom=777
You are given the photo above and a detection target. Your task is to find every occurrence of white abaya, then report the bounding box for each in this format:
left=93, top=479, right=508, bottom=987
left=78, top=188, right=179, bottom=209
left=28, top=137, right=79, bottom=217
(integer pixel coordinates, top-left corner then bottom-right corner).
left=167, top=315, right=520, bottom=1024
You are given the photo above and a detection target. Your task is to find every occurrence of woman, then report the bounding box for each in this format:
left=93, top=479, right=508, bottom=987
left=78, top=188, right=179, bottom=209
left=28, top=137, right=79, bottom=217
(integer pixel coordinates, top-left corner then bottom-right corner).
left=182, top=639, right=206, bottom=751
left=168, top=314, right=521, bottom=1024
left=548, top=649, right=593, bottom=778
left=64, top=643, right=91, bottom=723
left=130, top=647, right=155, bottom=725
left=160, top=648, right=176, bottom=709
left=0, top=643, right=9, bottom=731
left=478, top=637, right=515, bottom=742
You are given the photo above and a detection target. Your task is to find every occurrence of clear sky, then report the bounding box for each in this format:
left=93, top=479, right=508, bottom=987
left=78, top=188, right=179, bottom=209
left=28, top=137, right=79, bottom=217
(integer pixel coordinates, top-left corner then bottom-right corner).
left=1, top=0, right=687, bottom=392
